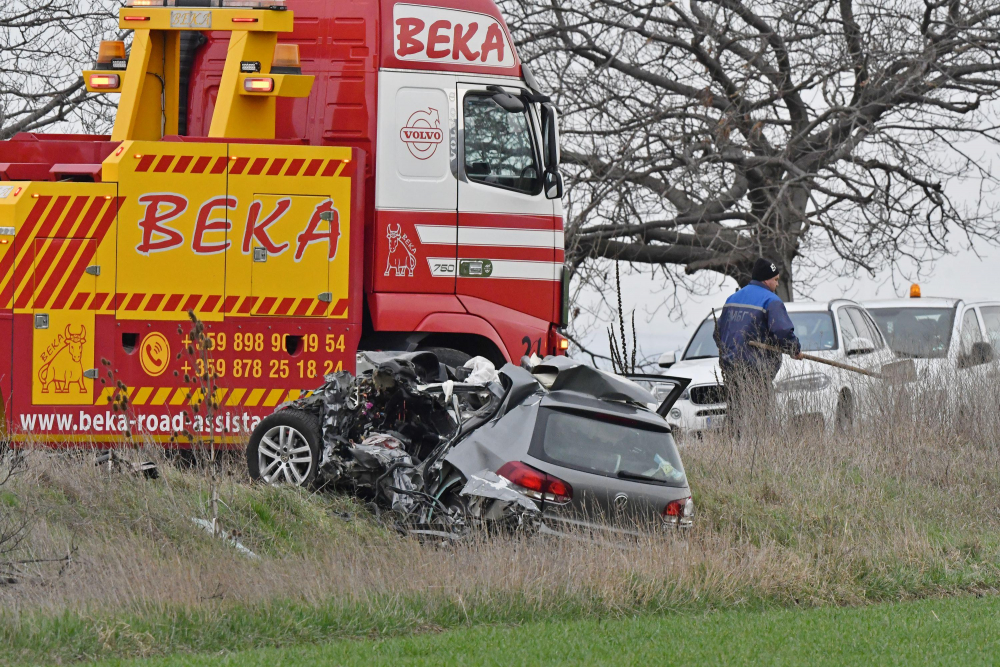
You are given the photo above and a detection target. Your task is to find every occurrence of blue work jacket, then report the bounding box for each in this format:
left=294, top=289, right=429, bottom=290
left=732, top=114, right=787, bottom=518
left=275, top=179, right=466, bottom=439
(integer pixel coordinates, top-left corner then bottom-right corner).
left=712, top=281, right=801, bottom=379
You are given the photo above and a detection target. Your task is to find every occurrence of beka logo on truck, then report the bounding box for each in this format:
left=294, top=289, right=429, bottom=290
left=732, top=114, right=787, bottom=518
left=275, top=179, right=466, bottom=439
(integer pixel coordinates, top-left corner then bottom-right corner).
left=393, top=4, right=515, bottom=67
left=133, top=194, right=342, bottom=262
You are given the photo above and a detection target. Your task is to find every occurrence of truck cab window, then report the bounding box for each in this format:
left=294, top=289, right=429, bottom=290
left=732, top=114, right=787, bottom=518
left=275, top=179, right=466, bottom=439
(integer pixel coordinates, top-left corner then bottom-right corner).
left=463, top=94, right=540, bottom=194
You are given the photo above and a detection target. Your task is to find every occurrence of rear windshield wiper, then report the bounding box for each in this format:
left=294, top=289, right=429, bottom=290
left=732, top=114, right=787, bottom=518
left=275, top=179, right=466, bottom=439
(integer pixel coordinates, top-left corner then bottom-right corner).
left=616, top=470, right=666, bottom=484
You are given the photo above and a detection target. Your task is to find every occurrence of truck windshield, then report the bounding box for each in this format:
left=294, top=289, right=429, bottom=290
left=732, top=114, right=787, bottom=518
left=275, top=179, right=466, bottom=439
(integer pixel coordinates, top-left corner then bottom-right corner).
left=537, top=409, right=687, bottom=487
left=682, top=311, right=836, bottom=360
left=463, top=95, right=540, bottom=194
left=867, top=307, right=956, bottom=358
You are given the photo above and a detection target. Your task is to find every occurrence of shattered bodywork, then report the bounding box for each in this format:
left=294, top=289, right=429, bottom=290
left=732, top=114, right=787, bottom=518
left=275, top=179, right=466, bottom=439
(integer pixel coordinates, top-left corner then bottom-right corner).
left=248, top=352, right=694, bottom=537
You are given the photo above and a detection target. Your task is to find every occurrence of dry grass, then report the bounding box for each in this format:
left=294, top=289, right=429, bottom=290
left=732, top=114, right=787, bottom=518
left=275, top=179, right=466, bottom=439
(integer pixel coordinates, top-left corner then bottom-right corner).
left=3, top=367, right=1000, bottom=662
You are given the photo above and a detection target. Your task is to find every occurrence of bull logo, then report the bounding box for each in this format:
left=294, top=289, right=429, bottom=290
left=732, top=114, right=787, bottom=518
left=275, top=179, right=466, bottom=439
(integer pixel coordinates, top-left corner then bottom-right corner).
left=400, top=108, right=442, bottom=160
left=384, top=224, right=417, bottom=277
left=38, top=325, right=88, bottom=394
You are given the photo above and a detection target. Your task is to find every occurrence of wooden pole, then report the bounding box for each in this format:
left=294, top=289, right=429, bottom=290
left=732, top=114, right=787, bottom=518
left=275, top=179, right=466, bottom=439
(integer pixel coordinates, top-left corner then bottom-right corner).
left=748, top=341, right=882, bottom=378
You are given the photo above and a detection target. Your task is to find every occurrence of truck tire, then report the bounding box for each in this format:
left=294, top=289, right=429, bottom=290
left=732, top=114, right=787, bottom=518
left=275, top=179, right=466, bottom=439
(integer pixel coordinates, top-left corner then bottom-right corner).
left=422, top=346, right=471, bottom=368
left=247, top=409, right=321, bottom=487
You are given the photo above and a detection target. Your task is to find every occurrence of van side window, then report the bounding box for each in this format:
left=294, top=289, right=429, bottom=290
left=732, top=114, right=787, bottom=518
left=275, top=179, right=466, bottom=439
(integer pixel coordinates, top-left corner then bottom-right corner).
left=837, top=308, right=858, bottom=347
left=847, top=308, right=882, bottom=349
left=963, top=308, right=988, bottom=354
left=980, top=306, right=1000, bottom=352
left=463, top=94, right=540, bottom=195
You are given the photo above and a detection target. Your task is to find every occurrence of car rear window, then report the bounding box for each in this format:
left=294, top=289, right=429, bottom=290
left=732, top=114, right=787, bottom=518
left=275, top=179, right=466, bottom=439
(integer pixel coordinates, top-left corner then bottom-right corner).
left=535, top=409, right=687, bottom=487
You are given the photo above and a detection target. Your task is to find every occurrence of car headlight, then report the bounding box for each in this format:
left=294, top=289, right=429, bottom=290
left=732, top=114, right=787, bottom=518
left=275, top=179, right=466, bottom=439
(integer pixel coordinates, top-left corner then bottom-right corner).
left=775, top=372, right=830, bottom=393
left=669, top=408, right=682, bottom=420
left=680, top=389, right=690, bottom=401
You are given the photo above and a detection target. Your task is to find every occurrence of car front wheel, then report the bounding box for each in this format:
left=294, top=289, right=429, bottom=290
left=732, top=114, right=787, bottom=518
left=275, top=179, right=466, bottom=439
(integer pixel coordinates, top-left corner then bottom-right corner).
left=247, top=409, right=321, bottom=487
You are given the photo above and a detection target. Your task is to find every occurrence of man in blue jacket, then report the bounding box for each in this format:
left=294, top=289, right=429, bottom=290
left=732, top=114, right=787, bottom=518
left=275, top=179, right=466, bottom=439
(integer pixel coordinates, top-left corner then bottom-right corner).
left=713, top=258, right=802, bottom=432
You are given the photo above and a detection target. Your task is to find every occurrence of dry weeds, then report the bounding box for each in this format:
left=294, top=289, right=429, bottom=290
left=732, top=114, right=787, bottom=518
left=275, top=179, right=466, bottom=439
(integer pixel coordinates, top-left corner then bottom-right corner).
left=2, top=365, right=1000, bottom=660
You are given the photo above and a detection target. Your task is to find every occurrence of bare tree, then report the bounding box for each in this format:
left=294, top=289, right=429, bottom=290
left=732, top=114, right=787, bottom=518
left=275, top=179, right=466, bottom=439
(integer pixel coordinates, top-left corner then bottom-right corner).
left=1, top=0, right=120, bottom=140
left=506, top=0, right=1000, bottom=300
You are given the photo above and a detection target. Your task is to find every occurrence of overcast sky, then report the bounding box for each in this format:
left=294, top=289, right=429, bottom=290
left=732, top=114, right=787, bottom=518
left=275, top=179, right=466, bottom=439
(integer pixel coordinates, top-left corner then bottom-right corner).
left=578, top=244, right=1000, bottom=363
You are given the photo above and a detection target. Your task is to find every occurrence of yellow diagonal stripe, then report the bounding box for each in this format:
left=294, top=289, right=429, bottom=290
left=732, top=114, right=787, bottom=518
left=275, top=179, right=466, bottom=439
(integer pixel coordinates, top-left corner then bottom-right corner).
left=226, top=388, right=246, bottom=406
left=263, top=388, right=285, bottom=407
left=244, top=388, right=265, bottom=407
left=95, top=386, right=115, bottom=405
left=132, top=387, right=153, bottom=405
left=169, top=388, right=190, bottom=406
left=150, top=387, right=173, bottom=405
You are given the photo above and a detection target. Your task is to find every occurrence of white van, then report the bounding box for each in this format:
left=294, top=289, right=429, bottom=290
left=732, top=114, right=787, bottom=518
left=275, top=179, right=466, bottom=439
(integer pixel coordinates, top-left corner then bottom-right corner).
left=862, top=296, right=1000, bottom=371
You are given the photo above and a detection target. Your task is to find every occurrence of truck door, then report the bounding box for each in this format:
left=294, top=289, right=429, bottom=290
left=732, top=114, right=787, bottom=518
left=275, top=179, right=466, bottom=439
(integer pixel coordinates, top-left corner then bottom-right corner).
left=456, top=83, right=559, bottom=325
left=374, top=70, right=458, bottom=294
left=247, top=194, right=332, bottom=314
left=27, top=189, right=118, bottom=412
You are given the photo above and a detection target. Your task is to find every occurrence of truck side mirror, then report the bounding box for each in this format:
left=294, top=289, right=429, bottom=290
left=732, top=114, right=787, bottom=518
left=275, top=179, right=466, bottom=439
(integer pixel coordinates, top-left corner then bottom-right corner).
left=658, top=351, right=677, bottom=368
left=490, top=91, right=525, bottom=113
left=541, top=103, right=560, bottom=169
left=544, top=170, right=563, bottom=200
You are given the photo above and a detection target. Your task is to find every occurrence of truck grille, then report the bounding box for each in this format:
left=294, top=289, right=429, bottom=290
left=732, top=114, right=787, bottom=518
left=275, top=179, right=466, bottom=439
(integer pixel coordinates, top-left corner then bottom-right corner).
left=689, top=384, right=726, bottom=405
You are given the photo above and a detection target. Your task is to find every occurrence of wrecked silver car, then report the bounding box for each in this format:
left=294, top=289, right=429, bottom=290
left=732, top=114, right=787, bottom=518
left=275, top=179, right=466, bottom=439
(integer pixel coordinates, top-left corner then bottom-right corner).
left=247, top=352, right=694, bottom=535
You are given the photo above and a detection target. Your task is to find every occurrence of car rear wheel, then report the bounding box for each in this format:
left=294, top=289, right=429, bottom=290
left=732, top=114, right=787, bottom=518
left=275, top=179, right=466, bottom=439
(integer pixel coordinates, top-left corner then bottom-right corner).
left=247, top=409, right=320, bottom=487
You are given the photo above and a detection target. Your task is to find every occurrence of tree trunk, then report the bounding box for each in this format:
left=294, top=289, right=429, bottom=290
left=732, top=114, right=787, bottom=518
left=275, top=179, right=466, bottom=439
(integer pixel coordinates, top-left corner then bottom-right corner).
left=776, top=255, right=794, bottom=302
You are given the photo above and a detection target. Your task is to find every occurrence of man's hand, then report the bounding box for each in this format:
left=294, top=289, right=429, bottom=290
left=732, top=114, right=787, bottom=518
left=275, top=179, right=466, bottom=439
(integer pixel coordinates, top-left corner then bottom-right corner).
left=793, top=352, right=804, bottom=360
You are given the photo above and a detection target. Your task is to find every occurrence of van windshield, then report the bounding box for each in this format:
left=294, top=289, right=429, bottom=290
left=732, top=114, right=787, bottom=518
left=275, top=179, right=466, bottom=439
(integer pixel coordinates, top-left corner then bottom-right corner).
left=537, top=409, right=687, bottom=487
left=682, top=310, right=836, bottom=359
left=867, top=307, right=956, bottom=358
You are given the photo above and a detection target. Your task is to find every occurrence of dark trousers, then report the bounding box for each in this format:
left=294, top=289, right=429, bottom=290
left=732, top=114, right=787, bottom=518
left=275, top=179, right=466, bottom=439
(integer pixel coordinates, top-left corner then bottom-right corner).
left=721, top=362, right=775, bottom=436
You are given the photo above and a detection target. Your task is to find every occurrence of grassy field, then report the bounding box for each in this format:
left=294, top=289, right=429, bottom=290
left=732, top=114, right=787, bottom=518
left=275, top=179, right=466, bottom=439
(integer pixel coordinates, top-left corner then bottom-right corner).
left=2, top=373, right=1000, bottom=664
left=91, top=594, right=1000, bottom=666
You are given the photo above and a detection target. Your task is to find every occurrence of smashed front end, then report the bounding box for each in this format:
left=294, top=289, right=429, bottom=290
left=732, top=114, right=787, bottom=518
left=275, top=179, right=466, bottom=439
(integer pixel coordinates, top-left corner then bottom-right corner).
left=248, top=352, right=540, bottom=537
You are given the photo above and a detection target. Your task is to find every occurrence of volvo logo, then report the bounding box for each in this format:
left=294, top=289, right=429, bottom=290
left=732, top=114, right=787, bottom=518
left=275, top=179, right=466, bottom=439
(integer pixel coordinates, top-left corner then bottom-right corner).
left=613, top=493, right=628, bottom=511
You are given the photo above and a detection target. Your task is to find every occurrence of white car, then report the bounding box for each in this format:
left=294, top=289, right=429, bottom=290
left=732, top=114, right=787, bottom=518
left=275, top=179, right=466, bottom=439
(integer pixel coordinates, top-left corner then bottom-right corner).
left=862, top=295, right=1000, bottom=374
left=659, top=300, right=897, bottom=435
left=774, top=301, right=897, bottom=431
left=657, top=319, right=727, bottom=439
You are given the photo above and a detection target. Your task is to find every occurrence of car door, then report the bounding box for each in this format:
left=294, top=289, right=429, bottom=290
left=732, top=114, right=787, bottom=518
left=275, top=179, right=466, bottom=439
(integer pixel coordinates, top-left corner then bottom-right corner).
left=456, top=84, right=559, bottom=325
left=626, top=374, right=692, bottom=418
left=374, top=70, right=458, bottom=295
left=979, top=305, right=1000, bottom=356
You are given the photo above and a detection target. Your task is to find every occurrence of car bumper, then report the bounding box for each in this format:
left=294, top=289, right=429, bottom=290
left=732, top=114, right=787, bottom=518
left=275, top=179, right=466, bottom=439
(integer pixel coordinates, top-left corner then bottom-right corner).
left=666, top=398, right=727, bottom=437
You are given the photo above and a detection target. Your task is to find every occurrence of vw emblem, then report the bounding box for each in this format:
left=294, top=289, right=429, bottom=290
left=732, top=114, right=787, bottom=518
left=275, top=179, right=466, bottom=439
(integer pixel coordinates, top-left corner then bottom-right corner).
left=613, top=493, right=628, bottom=511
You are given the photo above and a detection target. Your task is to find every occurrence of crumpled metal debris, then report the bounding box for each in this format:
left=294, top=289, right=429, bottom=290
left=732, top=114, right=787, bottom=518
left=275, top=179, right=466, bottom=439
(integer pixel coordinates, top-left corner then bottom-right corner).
left=95, top=450, right=159, bottom=479
left=278, top=352, right=539, bottom=537
left=191, top=518, right=259, bottom=559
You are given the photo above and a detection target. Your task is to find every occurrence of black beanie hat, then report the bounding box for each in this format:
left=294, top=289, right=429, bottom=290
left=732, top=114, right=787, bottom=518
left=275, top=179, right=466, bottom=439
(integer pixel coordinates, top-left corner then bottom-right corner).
left=751, top=258, right=779, bottom=282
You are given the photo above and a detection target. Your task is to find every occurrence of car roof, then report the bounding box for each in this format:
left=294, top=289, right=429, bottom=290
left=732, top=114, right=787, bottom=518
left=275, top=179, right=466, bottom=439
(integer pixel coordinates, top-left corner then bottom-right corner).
left=698, top=299, right=863, bottom=320
left=862, top=297, right=960, bottom=309
left=784, top=299, right=857, bottom=313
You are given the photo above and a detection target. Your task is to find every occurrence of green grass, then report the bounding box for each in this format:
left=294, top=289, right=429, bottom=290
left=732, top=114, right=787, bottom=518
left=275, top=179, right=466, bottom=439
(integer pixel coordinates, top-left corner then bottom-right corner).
left=87, top=594, right=1000, bottom=666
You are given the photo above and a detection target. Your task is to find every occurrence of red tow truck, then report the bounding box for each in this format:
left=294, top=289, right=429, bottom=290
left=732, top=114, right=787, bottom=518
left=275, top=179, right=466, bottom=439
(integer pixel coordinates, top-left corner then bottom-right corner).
left=0, top=0, right=567, bottom=444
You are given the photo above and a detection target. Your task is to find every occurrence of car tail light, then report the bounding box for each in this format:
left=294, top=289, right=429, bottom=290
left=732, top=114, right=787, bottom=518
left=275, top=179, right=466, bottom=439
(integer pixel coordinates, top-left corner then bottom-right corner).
left=663, top=496, right=694, bottom=526
left=497, top=461, right=572, bottom=504
left=243, top=77, right=274, bottom=93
